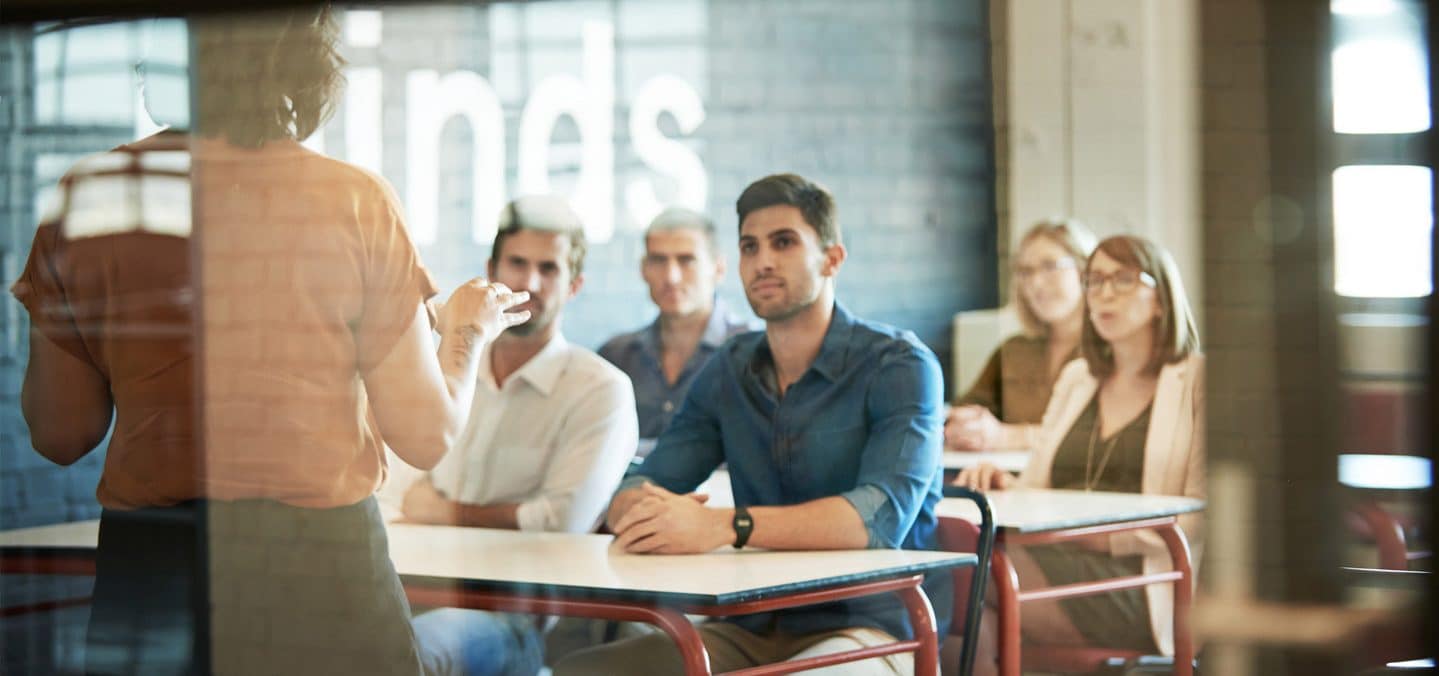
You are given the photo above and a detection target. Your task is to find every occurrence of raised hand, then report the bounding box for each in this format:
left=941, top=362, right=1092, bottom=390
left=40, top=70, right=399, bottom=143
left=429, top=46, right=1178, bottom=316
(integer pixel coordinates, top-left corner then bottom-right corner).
left=437, top=279, right=530, bottom=343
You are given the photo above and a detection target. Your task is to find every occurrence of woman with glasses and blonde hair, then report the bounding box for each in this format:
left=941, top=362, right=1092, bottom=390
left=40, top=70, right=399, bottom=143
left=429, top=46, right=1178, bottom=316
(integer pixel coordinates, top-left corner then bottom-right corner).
left=953, top=235, right=1203, bottom=668
left=946, top=220, right=1097, bottom=451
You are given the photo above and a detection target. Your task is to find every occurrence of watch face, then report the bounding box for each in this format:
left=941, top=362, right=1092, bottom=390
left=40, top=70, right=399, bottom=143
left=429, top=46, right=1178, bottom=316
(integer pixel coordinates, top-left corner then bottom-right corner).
left=733, top=508, right=754, bottom=548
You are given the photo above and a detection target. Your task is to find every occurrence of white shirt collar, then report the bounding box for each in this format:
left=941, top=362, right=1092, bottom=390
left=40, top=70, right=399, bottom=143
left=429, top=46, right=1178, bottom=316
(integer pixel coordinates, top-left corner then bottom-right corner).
left=484, top=333, right=571, bottom=397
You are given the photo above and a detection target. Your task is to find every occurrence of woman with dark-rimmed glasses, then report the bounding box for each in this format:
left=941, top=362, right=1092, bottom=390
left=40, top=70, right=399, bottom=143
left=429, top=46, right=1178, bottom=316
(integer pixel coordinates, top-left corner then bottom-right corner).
left=953, top=235, right=1204, bottom=671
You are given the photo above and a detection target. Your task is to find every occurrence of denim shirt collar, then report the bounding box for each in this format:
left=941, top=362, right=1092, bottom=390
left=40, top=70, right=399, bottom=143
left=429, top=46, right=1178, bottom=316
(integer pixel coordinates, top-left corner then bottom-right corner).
left=747, top=301, right=855, bottom=384
left=811, top=301, right=856, bottom=381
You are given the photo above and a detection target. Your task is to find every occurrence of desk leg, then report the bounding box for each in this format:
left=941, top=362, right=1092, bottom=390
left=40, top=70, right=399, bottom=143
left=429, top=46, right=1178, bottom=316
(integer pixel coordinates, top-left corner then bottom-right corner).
left=991, top=547, right=1021, bottom=676
left=896, top=583, right=939, bottom=676
left=649, top=607, right=713, bottom=676
left=1156, top=523, right=1194, bottom=676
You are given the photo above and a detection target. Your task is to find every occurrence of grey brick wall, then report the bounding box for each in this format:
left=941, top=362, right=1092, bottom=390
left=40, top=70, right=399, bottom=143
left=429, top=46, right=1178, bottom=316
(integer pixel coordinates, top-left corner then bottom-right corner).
left=696, top=0, right=997, bottom=356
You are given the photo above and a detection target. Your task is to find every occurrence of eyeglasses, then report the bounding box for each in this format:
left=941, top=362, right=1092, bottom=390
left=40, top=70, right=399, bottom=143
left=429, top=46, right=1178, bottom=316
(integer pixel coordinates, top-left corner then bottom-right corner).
left=1013, top=257, right=1077, bottom=282
left=1083, top=269, right=1157, bottom=295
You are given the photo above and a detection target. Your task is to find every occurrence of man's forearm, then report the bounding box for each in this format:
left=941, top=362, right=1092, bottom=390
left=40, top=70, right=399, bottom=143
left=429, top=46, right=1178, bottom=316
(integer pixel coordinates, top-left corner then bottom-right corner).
left=746, top=496, right=869, bottom=550
left=451, top=501, right=521, bottom=529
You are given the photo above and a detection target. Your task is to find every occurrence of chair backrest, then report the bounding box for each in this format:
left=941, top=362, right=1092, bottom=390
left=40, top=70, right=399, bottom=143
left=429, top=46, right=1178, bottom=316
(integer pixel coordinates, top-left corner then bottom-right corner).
left=938, top=486, right=996, bottom=676
left=1347, top=501, right=1412, bottom=570
left=951, top=307, right=1021, bottom=401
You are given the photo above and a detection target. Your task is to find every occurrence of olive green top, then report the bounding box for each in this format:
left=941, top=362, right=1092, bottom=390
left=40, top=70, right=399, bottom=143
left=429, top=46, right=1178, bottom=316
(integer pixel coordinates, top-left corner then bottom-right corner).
left=954, top=334, right=1077, bottom=424
left=1050, top=394, right=1151, bottom=492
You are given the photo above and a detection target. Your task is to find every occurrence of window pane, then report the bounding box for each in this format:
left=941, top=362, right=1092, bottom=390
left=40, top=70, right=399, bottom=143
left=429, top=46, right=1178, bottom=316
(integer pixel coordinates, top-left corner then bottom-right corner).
left=345, top=10, right=383, bottom=48
left=32, top=19, right=187, bottom=129
left=1331, top=0, right=1430, bottom=133
left=59, top=72, right=133, bottom=123
left=1333, top=165, right=1433, bottom=297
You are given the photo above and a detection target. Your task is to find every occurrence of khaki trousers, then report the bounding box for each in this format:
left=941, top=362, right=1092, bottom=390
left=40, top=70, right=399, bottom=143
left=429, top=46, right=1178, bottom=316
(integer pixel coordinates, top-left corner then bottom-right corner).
left=551, top=621, right=913, bottom=676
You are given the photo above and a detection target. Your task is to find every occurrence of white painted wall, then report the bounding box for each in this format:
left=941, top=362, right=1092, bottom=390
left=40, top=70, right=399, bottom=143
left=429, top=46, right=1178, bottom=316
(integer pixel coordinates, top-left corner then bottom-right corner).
left=1003, top=0, right=1202, bottom=323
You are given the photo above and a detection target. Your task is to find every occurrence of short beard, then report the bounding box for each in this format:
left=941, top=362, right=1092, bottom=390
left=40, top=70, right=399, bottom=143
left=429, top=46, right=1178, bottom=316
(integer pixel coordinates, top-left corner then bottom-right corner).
left=504, top=313, right=547, bottom=337
left=750, top=293, right=816, bottom=323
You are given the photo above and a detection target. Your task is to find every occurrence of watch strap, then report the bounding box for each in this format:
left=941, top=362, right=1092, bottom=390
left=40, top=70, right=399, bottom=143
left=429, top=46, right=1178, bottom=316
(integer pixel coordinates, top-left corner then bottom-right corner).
left=732, top=505, right=753, bottom=549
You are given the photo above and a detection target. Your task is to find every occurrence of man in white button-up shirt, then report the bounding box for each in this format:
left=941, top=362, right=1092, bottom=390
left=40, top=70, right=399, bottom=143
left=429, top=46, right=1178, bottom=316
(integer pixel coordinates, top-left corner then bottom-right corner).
left=392, top=196, right=639, bottom=676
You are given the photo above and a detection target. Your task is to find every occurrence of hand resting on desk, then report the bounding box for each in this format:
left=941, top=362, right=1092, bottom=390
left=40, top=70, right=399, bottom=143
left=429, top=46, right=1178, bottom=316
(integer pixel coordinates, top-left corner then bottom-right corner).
left=400, top=475, right=454, bottom=524
left=951, top=461, right=1015, bottom=492
left=609, top=482, right=728, bottom=554
left=608, top=481, right=871, bottom=554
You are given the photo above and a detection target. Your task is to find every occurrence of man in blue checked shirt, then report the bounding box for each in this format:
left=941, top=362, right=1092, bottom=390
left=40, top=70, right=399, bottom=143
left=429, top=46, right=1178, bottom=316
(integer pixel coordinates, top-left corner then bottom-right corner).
left=598, top=207, right=757, bottom=446
left=553, top=174, right=950, bottom=676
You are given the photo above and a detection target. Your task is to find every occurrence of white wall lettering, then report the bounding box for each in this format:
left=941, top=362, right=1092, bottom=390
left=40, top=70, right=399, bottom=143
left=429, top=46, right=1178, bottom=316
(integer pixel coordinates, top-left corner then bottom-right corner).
left=517, top=21, right=615, bottom=243
left=338, top=14, right=706, bottom=246
left=626, top=74, right=707, bottom=230
left=405, top=70, right=506, bottom=246
left=345, top=67, right=383, bottom=175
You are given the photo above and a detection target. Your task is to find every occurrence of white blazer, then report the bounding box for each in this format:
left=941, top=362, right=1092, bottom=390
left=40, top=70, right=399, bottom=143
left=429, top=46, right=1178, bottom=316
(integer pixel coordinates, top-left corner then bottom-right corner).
left=1015, top=353, right=1205, bottom=656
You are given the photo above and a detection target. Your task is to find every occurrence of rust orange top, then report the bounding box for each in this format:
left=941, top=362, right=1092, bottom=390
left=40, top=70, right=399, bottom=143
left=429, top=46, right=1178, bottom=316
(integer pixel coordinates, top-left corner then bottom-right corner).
left=14, top=131, right=437, bottom=509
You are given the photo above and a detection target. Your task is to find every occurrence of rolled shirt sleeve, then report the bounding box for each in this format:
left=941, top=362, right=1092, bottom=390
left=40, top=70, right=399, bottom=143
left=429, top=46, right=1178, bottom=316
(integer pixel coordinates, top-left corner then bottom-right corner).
left=615, top=473, right=651, bottom=495
left=847, top=342, right=946, bottom=549
left=13, top=222, right=92, bottom=364
left=838, top=485, right=894, bottom=548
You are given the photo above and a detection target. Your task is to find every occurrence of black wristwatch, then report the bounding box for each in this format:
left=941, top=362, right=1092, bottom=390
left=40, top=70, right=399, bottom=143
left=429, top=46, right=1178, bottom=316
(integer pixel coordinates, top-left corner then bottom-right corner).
left=732, top=505, right=753, bottom=549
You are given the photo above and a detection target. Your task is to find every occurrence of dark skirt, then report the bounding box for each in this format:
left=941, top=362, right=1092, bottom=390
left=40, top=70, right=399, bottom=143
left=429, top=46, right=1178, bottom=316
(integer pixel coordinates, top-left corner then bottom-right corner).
left=1025, top=543, right=1157, bottom=653
left=86, top=496, right=422, bottom=676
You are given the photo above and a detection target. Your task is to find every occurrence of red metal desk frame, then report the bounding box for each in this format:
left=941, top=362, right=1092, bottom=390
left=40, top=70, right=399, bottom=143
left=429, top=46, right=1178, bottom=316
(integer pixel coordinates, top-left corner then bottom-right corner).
left=3, top=555, right=946, bottom=676
left=988, top=515, right=1194, bottom=676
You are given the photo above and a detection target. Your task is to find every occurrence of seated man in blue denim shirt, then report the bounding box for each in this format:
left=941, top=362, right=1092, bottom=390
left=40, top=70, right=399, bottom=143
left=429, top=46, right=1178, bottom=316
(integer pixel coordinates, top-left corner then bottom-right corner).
left=553, top=174, right=950, bottom=676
